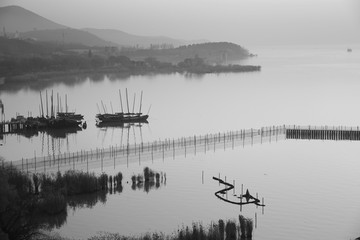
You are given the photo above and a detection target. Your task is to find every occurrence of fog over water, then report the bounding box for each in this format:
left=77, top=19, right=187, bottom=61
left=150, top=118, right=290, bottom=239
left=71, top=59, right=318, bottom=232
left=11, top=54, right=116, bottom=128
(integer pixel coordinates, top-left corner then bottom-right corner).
left=1, top=1, right=360, bottom=240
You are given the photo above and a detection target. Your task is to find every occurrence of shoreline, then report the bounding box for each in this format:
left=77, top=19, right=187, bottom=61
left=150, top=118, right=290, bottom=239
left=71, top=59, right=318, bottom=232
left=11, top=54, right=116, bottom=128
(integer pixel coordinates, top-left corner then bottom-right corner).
left=2, top=64, right=261, bottom=84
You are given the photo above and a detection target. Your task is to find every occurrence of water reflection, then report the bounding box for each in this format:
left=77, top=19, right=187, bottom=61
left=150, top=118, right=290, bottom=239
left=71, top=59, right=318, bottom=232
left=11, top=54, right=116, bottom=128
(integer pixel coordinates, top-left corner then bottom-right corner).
left=0, top=71, right=183, bottom=93
left=131, top=167, right=166, bottom=193
left=0, top=70, right=213, bottom=93
left=1, top=126, right=82, bottom=139
left=96, top=121, right=148, bottom=129
left=67, top=190, right=107, bottom=210
left=41, top=173, right=162, bottom=234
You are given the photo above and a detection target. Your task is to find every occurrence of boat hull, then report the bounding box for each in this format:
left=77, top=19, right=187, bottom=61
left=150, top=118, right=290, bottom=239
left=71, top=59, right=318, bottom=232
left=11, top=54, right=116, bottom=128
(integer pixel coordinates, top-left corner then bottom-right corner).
left=96, top=114, right=149, bottom=123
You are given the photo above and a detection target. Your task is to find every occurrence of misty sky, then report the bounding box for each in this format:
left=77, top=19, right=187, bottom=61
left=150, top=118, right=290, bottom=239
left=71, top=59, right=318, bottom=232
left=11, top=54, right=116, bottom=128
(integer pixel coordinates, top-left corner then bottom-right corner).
left=1, top=0, right=359, bottom=45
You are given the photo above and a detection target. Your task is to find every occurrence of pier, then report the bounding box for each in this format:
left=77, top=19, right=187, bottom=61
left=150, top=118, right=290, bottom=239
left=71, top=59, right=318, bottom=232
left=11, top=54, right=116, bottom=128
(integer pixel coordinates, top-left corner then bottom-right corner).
left=1, top=120, right=27, bottom=134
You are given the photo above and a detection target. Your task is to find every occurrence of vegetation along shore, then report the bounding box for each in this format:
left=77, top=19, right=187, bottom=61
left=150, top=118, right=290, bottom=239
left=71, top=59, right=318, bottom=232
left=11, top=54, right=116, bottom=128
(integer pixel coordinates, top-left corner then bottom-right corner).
left=0, top=37, right=260, bottom=84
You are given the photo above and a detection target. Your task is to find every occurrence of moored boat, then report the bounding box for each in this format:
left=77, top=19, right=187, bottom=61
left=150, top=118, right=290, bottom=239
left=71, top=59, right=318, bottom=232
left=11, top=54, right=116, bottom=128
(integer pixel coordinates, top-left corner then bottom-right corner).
left=96, top=88, right=150, bottom=125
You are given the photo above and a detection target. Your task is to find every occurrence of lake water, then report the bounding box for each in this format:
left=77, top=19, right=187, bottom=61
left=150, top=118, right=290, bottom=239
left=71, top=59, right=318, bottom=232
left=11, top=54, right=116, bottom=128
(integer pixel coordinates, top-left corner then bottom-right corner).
left=1, top=45, right=360, bottom=239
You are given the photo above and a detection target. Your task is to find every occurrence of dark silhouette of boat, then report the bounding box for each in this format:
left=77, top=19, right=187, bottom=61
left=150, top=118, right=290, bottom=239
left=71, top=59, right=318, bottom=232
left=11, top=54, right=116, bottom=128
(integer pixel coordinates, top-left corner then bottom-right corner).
left=48, top=117, right=82, bottom=128
left=96, top=88, right=150, bottom=124
left=96, top=112, right=148, bottom=123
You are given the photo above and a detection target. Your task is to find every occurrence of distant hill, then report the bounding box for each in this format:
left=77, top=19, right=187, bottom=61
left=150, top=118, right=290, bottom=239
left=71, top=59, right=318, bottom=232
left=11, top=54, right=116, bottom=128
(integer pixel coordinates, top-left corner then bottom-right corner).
left=0, top=5, right=206, bottom=49
left=0, top=5, right=66, bottom=33
left=83, top=28, right=187, bottom=48
left=20, top=28, right=117, bottom=47
left=0, top=37, right=91, bottom=58
left=0, top=6, right=117, bottom=47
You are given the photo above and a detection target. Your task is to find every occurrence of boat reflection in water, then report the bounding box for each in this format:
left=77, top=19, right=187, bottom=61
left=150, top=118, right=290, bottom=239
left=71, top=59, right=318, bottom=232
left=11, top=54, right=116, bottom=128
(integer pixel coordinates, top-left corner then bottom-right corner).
left=96, top=120, right=148, bottom=129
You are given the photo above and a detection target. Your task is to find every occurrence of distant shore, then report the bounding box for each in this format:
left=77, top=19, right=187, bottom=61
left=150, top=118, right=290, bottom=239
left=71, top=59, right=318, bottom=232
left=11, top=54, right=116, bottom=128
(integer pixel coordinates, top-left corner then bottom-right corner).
left=2, top=63, right=261, bottom=85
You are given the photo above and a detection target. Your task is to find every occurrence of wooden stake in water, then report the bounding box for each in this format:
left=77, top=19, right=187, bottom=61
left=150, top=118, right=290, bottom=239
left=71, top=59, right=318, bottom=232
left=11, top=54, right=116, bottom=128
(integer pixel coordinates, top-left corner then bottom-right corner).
left=139, top=145, right=141, bottom=165
left=214, top=135, right=216, bottom=152
left=101, top=149, right=103, bottom=171
left=240, top=193, right=242, bottom=212
left=224, top=133, right=226, bottom=150
left=173, top=139, right=175, bottom=159
left=255, top=213, right=257, bottom=229
left=233, top=180, right=235, bottom=194
left=162, top=142, right=164, bottom=161
left=194, top=135, right=196, bottom=155
left=34, top=151, right=36, bottom=173
left=184, top=138, right=187, bottom=158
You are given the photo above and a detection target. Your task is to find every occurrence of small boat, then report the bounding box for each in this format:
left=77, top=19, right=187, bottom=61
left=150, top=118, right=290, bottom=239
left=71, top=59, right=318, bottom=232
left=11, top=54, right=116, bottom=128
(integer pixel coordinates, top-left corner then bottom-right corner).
left=347, top=48, right=352, bottom=52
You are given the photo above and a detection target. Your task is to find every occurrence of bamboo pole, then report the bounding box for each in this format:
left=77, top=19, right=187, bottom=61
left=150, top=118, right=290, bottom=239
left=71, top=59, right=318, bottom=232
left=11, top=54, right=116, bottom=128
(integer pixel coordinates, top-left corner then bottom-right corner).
left=40, top=91, right=44, bottom=117
left=101, top=100, right=106, bottom=114
left=139, top=90, right=143, bottom=114
left=132, top=93, right=136, bottom=114
left=119, top=89, right=124, bottom=113
left=126, top=88, right=130, bottom=114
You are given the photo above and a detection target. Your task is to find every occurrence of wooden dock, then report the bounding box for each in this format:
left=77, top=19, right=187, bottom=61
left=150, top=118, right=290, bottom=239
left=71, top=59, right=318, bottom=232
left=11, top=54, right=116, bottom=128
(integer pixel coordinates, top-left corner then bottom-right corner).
left=0, top=121, right=27, bottom=134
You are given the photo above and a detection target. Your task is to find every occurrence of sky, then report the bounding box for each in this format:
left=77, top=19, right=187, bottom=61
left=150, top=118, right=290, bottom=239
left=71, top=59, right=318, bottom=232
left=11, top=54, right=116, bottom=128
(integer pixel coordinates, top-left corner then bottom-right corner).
left=0, top=0, right=359, bottom=46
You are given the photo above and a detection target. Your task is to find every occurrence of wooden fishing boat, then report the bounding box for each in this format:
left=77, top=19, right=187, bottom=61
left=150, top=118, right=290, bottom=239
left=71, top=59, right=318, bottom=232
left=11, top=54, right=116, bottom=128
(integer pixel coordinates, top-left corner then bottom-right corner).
left=96, top=88, right=150, bottom=124
left=96, top=113, right=148, bottom=123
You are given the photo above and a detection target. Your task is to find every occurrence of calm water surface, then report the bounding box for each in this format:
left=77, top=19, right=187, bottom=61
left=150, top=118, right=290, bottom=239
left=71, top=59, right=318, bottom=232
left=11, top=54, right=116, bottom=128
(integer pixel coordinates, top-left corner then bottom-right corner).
left=1, top=45, right=360, bottom=239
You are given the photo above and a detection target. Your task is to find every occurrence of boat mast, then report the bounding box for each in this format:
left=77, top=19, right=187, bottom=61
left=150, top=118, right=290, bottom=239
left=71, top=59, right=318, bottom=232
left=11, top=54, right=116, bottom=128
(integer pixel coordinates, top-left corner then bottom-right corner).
left=57, top=92, right=60, bottom=115
left=51, top=90, right=54, bottom=118
left=101, top=100, right=107, bottom=114
left=65, top=94, right=68, bottom=113
left=119, top=89, right=124, bottom=113
left=132, top=93, right=136, bottom=114
left=39, top=91, right=44, bottom=117
left=139, top=90, right=143, bottom=114
left=46, top=90, right=48, bottom=118
left=125, top=88, right=130, bottom=114
left=60, top=96, right=62, bottom=113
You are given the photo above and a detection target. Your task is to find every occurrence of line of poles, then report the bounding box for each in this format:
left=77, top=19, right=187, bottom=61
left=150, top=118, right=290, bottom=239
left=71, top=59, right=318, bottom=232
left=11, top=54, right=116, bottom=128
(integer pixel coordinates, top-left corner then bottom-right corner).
left=8, top=126, right=287, bottom=174
left=7, top=124, right=360, bottom=174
